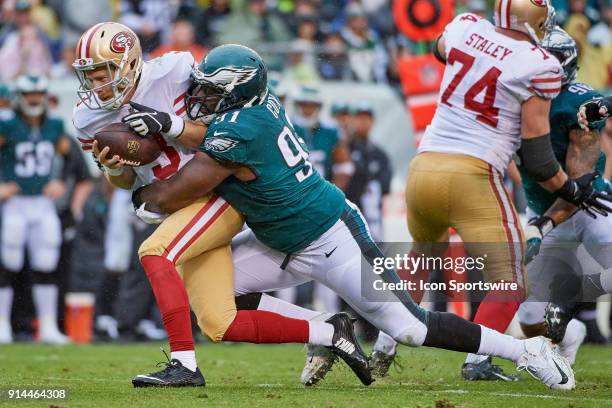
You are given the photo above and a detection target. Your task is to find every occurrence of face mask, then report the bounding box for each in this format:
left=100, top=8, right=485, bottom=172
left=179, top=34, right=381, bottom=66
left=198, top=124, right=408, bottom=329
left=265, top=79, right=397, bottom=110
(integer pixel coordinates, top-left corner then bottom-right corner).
left=18, top=96, right=46, bottom=117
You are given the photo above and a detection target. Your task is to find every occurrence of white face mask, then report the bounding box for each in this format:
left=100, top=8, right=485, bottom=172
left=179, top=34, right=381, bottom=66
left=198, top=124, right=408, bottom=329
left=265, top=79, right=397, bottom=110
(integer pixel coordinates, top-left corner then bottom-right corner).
left=296, top=105, right=320, bottom=128
left=18, top=96, right=46, bottom=117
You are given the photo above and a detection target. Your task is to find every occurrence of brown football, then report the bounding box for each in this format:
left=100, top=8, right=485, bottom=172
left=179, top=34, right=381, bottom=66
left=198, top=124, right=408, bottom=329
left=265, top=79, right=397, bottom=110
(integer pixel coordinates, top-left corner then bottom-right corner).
left=94, top=122, right=161, bottom=166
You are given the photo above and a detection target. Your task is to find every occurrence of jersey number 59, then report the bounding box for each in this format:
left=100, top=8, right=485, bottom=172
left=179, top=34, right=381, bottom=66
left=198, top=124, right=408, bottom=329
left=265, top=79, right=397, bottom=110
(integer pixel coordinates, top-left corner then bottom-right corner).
left=440, top=47, right=502, bottom=128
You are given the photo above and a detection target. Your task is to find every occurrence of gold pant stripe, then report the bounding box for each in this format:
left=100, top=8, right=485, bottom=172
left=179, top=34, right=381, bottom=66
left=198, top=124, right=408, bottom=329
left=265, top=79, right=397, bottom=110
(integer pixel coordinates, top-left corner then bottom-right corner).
left=487, top=164, right=525, bottom=287
left=163, top=194, right=229, bottom=263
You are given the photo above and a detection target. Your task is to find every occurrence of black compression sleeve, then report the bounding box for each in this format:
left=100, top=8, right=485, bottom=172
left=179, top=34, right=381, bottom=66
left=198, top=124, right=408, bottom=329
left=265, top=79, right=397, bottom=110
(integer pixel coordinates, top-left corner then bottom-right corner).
left=519, top=134, right=561, bottom=182
left=432, top=36, right=446, bottom=64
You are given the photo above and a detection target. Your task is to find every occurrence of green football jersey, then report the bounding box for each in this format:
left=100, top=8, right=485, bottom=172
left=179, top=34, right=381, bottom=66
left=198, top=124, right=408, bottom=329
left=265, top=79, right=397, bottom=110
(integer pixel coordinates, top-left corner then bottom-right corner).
left=519, top=82, right=606, bottom=216
left=293, top=119, right=340, bottom=181
left=201, top=91, right=346, bottom=253
left=0, top=115, right=63, bottom=195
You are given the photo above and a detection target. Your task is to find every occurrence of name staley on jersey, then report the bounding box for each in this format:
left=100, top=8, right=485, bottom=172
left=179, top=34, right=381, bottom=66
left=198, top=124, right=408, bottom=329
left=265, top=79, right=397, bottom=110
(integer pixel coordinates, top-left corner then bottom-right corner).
left=465, top=33, right=513, bottom=61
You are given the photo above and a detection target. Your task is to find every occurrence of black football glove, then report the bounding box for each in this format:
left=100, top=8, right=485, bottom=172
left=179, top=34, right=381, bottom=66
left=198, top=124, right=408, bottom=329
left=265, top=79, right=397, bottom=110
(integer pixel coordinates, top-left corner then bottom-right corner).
left=577, top=97, right=611, bottom=129
left=122, top=102, right=184, bottom=138
left=556, top=172, right=612, bottom=218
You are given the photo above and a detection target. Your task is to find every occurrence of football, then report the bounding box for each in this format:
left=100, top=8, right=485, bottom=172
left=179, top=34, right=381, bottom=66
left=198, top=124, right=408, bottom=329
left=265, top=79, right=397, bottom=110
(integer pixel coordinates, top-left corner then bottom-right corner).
left=94, top=122, right=161, bottom=166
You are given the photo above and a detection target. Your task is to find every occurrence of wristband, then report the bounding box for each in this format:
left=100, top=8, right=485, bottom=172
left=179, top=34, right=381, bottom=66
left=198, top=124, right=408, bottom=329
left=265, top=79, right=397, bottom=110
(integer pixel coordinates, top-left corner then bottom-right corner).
left=163, top=115, right=185, bottom=139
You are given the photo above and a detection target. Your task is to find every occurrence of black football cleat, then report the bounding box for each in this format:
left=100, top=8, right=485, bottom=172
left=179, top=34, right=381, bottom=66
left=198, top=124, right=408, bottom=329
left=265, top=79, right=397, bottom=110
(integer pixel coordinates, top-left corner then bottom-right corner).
left=370, top=350, right=398, bottom=378
left=132, top=350, right=205, bottom=388
left=461, top=356, right=518, bottom=382
left=326, top=313, right=374, bottom=386
left=544, top=302, right=583, bottom=344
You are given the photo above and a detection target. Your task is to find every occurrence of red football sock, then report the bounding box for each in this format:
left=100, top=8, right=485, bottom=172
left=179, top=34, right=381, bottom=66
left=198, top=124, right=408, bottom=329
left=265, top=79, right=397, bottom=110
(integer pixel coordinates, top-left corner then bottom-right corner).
left=473, top=288, right=521, bottom=333
left=140, top=255, right=194, bottom=352
left=222, top=310, right=309, bottom=343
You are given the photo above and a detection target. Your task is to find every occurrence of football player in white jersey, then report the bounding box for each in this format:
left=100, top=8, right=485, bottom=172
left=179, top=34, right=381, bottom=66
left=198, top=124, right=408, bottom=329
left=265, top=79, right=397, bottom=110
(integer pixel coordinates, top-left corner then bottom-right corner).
left=72, top=23, right=374, bottom=387
left=393, top=0, right=612, bottom=381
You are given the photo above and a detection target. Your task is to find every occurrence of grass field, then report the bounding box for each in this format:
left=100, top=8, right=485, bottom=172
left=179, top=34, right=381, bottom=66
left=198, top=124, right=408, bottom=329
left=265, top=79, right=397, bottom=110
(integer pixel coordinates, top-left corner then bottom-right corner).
left=0, top=343, right=611, bottom=408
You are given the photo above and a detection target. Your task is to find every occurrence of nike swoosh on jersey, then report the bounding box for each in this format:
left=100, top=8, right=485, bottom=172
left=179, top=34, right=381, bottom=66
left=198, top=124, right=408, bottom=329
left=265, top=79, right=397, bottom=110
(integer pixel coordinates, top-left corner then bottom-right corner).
left=325, top=246, right=338, bottom=258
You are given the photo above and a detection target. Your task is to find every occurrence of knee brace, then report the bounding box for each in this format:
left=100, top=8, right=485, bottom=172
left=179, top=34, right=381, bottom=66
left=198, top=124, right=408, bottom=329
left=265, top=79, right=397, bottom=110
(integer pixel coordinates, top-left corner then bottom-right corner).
left=235, top=293, right=262, bottom=310
left=31, top=270, right=58, bottom=285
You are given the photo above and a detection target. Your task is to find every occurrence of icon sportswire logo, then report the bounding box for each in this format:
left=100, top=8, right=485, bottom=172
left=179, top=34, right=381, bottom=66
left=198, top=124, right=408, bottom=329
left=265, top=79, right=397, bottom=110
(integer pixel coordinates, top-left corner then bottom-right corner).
left=334, top=337, right=355, bottom=354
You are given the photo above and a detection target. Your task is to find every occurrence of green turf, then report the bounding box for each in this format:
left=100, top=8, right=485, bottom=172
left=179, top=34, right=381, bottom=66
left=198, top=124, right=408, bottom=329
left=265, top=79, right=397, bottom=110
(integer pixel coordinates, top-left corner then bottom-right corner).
left=0, top=343, right=611, bottom=408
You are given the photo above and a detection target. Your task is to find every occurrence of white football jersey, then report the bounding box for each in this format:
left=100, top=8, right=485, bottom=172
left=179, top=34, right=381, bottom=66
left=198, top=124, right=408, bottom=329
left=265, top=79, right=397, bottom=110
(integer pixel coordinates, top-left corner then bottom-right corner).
left=418, top=14, right=563, bottom=173
left=72, top=51, right=196, bottom=188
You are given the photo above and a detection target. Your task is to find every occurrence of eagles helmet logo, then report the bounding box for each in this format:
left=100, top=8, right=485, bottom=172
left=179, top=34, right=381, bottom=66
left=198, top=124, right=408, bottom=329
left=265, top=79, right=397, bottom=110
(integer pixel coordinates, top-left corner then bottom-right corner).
left=195, top=66, right=258, bottom=91
left=205, top=137, right=238, bottom=152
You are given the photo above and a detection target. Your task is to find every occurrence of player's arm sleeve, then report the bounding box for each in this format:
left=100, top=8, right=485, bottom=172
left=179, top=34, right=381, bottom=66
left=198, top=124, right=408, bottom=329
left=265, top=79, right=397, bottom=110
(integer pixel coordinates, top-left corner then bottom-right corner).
left=511, top=53, right=563, bottom=102
left=433, top=35, right=446, bottom=63
left=199, top=129, right=248, bottom=165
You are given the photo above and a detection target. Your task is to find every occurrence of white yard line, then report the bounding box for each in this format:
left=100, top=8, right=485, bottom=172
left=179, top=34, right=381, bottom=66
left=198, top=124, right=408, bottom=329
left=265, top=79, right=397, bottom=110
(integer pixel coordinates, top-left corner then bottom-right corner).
left=440, top=389, right=612, bottom=403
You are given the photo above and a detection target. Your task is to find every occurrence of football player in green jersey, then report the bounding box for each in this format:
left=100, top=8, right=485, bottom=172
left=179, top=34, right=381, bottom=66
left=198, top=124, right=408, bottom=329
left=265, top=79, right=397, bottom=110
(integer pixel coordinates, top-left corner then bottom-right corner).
left=126, top=44, right=577, bottom=390
left=0, top=75, right=71, bottom=345
left=517, top=28, right=612, bottom=357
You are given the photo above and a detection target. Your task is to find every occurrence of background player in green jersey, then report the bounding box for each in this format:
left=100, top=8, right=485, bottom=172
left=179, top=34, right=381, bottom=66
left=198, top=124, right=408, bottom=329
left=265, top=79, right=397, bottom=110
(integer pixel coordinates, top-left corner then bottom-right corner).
left=0, top=75, right=70, bottom=345
left=292, top=86, right=354, bottom=190
left=127, top=44, right=578, bottom=390
left=515, top=27, right=612, bottom=366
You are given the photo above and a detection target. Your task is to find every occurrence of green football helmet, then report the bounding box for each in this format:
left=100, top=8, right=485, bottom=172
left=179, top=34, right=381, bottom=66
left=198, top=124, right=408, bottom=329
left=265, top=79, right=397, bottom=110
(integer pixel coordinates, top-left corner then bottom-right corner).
left=185, top=44, right=268, bottom=121
left=541, top=26, right=578, bottom=85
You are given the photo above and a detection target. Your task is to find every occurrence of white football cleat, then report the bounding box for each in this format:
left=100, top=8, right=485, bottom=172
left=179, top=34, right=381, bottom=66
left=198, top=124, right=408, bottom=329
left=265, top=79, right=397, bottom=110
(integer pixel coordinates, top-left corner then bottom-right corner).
left=517, top=336, right=575, bottom=390
left=558, top=319, right=586, bottom=366
left=39, top=328, right=71, bottom=345
left=300, top=344, right=337, bottom=386
left=0, top=319, right=13, bottom=344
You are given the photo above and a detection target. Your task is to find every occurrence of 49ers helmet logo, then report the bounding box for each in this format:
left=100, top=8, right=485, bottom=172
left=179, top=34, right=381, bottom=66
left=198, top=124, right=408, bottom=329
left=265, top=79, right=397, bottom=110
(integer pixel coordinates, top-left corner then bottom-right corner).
left=530, top=0, right=548, bottom=7
left=110, top=31, right=136, bottom=53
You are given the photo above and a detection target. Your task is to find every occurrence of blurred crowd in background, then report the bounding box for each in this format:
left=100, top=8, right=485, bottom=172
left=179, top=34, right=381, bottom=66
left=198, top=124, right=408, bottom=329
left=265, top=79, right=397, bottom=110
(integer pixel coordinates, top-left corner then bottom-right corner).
left=0, top=0, right=611, bottom=90
left=0, top=0, right=611, bottom=345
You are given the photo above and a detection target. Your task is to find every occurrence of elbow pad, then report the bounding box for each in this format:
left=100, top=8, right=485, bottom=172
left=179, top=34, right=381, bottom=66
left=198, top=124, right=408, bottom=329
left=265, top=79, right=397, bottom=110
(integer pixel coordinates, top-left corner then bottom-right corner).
left=518, top=134, right=560, bottom=182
